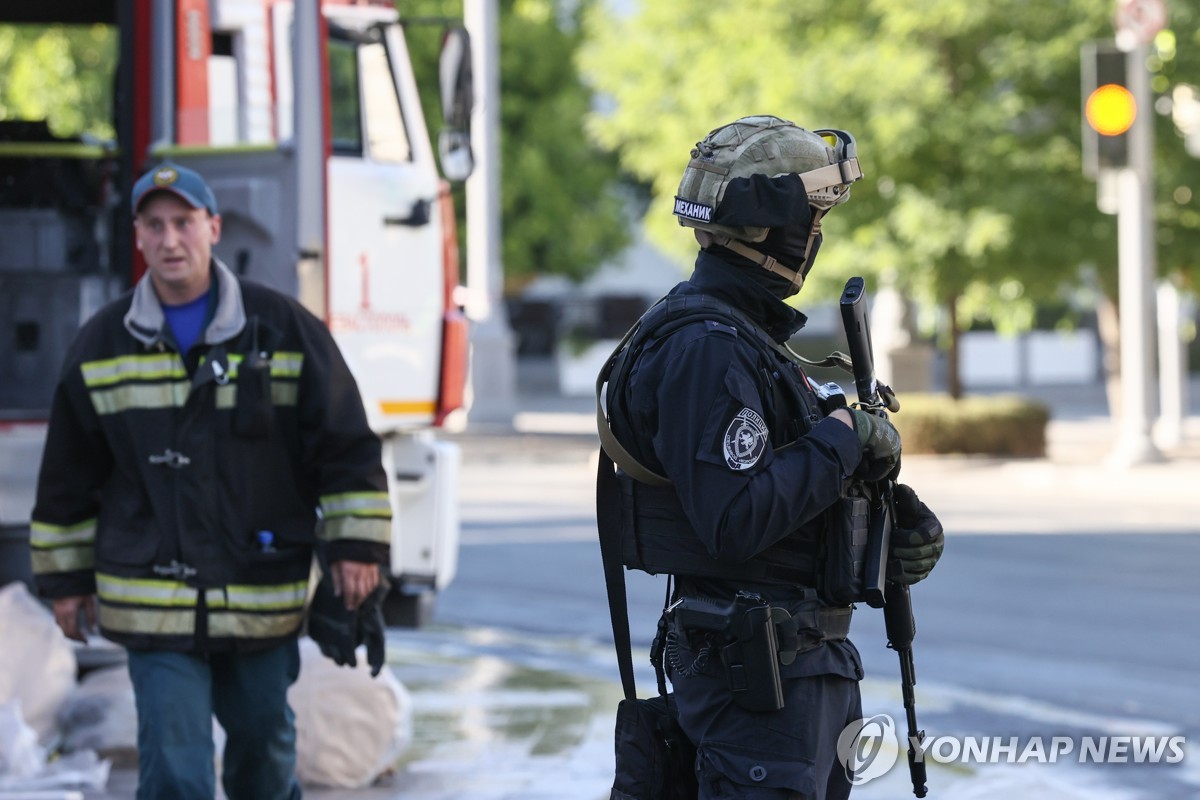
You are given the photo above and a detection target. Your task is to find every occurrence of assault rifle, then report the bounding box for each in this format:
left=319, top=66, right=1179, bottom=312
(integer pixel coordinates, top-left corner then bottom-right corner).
left=839, top=276, right=928, bottom=798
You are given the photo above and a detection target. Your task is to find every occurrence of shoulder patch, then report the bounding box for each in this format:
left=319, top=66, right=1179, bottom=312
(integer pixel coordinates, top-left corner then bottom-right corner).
left=705, top=319, right=738, bottom=337
left=723, top=407, right=769, bottom=470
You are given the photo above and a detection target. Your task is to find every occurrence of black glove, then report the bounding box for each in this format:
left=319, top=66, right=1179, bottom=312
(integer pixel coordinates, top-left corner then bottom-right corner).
left=307, top=571, right=358, bottom=667
left=356, top=580, right=388, bottom=677
left=307, top=569, right=389, bottom=677
left=848, top=408, right=902, bottom=481
left=888, top=483, right=944, bottom=585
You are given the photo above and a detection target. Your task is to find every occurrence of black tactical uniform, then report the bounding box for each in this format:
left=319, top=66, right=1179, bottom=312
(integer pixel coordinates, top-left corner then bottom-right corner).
left=607, top=249, right=865, bottom=799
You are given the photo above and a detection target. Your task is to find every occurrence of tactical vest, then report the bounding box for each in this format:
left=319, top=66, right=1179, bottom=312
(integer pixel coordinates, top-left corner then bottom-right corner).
left=597, top=293, right=830, bottom=587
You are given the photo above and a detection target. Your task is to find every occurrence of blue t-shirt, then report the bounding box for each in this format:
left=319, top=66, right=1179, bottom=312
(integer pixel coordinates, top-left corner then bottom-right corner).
left=162, top=292, right=211, bottom=355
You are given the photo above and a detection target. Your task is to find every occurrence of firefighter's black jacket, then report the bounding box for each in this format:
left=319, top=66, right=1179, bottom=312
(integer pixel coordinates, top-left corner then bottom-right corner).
left=31, top=259, right=391, bottom=653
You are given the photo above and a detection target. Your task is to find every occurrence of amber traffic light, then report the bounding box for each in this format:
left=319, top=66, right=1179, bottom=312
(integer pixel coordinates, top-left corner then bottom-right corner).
left=1086, top=84, right=1137, bottom=136
left=1081, top=41, right=1133, bottom=177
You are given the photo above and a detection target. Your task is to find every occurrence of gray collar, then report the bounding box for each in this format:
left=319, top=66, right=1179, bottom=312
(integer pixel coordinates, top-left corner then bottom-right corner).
left=124, top=257, right=247, bottom=349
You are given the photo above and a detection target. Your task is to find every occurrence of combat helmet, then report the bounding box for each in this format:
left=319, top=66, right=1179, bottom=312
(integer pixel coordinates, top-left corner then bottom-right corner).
left=673, top=115, right=863, bottom=293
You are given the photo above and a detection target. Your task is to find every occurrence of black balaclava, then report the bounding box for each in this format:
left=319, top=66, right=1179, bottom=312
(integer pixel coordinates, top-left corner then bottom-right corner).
left=710, top=173, right=822, bottom=298
left=706, top=241, right=796, bottom=301
left=756, top=220, right=821, bottom=280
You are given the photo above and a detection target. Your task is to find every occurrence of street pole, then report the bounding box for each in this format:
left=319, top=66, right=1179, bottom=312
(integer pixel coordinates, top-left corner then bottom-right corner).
left=463, top=0, right=517, bottom=429
left=1155, top=280, right=1186, bottom=448
left=293, top=0, right=326, bottom=318
left=1109, top=42, right=1163, bottom=465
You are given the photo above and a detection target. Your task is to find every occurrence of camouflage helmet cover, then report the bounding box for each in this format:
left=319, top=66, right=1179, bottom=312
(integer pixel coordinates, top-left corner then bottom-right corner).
left=673, top=115, right=861, bottom=243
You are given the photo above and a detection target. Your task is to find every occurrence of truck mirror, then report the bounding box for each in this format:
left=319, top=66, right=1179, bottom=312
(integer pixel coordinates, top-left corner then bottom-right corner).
left=438, top=25, right=474, bottom=182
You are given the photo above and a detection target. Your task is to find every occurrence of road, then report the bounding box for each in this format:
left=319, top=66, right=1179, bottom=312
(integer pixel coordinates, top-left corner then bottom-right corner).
left=72, top=414, right=1200, bottom=799
left=430, top=424, right=1200, bottom=799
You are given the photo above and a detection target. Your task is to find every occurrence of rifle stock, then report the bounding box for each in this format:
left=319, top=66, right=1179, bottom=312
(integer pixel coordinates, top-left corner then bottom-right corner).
left=838, top=276, right=928, bottom=798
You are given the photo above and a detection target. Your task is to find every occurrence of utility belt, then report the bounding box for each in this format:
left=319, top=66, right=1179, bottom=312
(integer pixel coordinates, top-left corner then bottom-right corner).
left=659, top=590, right=852, bottom=713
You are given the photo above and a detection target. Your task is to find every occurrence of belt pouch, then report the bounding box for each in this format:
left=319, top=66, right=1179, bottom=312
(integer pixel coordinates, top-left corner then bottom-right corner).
left=823, top=493, right=870, bottom=605
left=611, top=693, right=698, bottom=800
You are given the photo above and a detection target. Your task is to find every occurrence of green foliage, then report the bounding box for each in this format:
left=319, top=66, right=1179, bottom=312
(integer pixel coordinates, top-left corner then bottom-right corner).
left=402, top=0, right=632, bottom=287
left=579, top=0, right=1200, bottom=322
left=892, top=393, right=1050, bottom=456
left=0, top=23, right=117, bottom=140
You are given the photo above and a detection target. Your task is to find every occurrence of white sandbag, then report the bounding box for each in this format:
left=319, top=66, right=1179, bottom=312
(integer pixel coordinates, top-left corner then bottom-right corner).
left=57, top=667, right=137, bottom=763
left=0, top=584, right=76, bottom=741
left=0, top=701, right=43, bottom=780
left=0, top=701, right=109, bottom=794
left=289, top=637, right=412, bottom=788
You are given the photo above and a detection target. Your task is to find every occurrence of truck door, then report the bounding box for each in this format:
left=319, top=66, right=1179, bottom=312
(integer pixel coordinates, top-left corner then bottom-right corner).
left=326, top=22, right=446, bottom=434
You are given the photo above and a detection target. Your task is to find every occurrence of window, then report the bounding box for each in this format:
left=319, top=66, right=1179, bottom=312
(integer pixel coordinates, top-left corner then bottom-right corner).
left=359, top=40, right=410, bottom=163
left=328, top=36, right=362, bottom=155
left=327, top=30, right=411, bottom=163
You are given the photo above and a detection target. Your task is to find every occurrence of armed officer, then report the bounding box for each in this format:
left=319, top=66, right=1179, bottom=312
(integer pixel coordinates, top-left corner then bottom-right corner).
left=602, top=116, right=944, bottom=799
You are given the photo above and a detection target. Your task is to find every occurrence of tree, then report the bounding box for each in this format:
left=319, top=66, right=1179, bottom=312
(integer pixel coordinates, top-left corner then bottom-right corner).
left=580, top=0, right=1200, bottom=398
left=403, top=0, right=632, bottom=290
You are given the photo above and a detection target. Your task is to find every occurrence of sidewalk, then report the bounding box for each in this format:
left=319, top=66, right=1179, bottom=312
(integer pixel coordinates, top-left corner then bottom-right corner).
left=497, top=374, right=1200, bottom=537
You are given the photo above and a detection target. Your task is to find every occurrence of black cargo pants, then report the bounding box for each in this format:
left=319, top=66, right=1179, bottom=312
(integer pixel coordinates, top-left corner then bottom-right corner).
left=671, top=652, right=862, bottom=800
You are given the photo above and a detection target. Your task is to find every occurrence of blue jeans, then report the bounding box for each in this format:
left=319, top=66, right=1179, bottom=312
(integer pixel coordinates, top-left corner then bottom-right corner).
left=126, top=640, right=303, bottom=800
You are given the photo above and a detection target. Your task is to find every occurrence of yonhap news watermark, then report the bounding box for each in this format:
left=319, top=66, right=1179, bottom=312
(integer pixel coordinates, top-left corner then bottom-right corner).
left=837, top=714, right=1188, bottom=786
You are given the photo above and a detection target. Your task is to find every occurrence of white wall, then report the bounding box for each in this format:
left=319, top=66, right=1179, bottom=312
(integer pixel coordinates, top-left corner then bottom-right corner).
left=961, top=330, right=1100, bottom=388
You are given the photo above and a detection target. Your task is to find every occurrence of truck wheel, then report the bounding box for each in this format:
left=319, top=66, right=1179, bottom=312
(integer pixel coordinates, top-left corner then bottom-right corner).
left=381, top=589, right=434, bottom=628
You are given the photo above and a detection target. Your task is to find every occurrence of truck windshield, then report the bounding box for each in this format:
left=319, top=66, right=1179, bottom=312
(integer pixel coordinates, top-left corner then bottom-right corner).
left=0, top=23, right=118, bottom=144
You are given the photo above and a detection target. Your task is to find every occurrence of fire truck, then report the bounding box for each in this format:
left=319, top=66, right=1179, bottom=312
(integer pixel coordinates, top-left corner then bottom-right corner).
left=0, top=0, right=474, bottom=625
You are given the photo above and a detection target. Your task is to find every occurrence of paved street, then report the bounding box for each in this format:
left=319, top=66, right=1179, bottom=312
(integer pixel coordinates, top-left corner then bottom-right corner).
left=62, top=382, right=1200, bottom=799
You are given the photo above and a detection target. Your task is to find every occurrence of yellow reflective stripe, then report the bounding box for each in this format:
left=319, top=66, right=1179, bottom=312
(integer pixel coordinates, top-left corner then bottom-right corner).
left=96, top=573, right=199, bottom=607
left=272, top=382, right=299, bottom=406
left=30, top=519, right=97, bottom=548
left=321, top=515, right=391, bottom=544
left=213, top=382, right=299, bottom=409
left=90, top=382, right=190, bottom=415
left=99, top=603, right=196, bottom=636
left=32, top=545, right=94, bottom=574
left=81, top=354, right=186, bottom=387
left=379, top=400, right=437, bottom=416
left=271, top=352, right=304, bottom=378
left=205, top=352, right=303, bottom=379
left=209, top=610, right=304, bottom=639
left=320, top=491, right=392, bottom=519
left=205, top=581, right=309, bottom=611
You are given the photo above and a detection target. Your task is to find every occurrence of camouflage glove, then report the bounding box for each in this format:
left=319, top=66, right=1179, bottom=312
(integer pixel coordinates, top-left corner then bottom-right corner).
left=848, top=408, right=902, bottom=482
left=888, top=483, right=944, bottom=585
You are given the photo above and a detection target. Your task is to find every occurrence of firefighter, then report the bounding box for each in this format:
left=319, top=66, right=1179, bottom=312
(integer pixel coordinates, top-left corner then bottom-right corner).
left=604, top=116, right=944, bottom=798
left=31, top=162, right=390, bottom=800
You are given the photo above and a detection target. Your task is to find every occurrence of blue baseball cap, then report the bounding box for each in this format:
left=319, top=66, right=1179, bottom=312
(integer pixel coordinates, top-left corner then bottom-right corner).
left=131, top=162, right=219, bottom=215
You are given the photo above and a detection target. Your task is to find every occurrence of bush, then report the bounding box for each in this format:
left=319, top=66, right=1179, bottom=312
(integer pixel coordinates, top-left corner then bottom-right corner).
left=888, top=393, right=1050, bottom=457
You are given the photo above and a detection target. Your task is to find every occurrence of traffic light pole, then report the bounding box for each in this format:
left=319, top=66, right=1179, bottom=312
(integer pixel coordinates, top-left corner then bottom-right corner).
left=1110, top=43, right=1163, bottom=466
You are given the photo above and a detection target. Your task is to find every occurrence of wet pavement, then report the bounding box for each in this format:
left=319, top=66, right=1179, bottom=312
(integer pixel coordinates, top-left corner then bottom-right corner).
left=41, top=380, right=1200, bottom=799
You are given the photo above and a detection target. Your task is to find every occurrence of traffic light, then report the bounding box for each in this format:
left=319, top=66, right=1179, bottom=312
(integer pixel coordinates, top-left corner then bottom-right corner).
left=1081, top=41, right=1135, bottom=178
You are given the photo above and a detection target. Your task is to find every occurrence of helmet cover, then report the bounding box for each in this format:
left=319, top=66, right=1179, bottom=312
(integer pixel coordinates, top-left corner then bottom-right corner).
left=673, top=115, right=858, bottom=243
